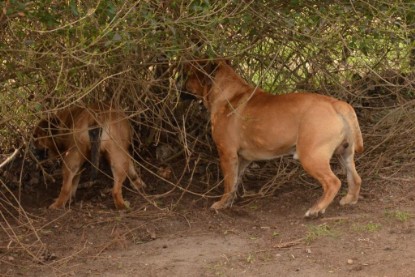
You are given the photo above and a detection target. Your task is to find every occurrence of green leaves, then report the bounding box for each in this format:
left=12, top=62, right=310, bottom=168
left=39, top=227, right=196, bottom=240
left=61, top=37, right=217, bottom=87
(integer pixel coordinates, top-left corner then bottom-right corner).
left=95, top=0, right=117, bottom=23
left=189, top=0, right=211, bottom=13
left=69, top=0, right=79, bottom=17
left=1, top=0, right=415, bottom=150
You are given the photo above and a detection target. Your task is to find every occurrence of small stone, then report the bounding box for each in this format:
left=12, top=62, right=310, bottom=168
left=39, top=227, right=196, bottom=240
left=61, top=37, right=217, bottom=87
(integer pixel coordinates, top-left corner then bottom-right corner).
left=7, top=256, right=14, bottom=261
left=306, top=248, right=312, bottom=254
left=347, top=259, right=354, bottom=265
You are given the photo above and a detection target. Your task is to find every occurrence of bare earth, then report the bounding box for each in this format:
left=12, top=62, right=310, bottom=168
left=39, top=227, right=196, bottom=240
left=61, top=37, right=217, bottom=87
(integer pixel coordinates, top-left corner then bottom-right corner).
left=1, top=169, right=415, bottom=277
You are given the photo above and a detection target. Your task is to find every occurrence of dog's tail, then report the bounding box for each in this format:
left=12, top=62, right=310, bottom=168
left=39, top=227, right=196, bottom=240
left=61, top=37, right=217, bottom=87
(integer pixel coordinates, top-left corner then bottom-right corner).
left=335, top=102, right=364, bottom=154
left=88, top=126, right=103, bottom=180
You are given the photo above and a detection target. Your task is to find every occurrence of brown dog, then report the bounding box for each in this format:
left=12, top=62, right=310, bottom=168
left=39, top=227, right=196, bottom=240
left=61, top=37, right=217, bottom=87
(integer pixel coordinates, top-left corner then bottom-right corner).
left=32, top=103, right=145, bottom=209
left=183, top=59, right=363, bottom=217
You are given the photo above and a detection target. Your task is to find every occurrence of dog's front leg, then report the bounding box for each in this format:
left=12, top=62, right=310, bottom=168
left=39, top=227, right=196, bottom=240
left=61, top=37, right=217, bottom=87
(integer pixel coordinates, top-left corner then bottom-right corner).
left=211, top=150, right=239, bottom=210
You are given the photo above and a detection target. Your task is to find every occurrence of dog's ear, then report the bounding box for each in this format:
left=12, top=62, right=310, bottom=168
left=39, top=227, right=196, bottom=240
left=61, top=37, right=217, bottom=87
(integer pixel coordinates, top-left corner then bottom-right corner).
left=184, top=58, right=221, bottom=76
left=200, top=61, right=216, bottom=86
left=198, top=60, right=223, bottom=87
left=202, top=60, right=218, bottom=75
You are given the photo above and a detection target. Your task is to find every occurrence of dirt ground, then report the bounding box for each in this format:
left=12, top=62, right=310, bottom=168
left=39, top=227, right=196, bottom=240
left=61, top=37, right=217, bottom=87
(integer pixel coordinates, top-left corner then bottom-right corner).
left=1, top=162, right=415, bottom=277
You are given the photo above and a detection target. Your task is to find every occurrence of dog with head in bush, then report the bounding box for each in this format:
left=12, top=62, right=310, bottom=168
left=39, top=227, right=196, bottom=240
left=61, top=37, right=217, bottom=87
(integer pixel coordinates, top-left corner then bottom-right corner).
left=182, top=59, right=363, bottom=217
left=32, top=103, right=145, bottom=209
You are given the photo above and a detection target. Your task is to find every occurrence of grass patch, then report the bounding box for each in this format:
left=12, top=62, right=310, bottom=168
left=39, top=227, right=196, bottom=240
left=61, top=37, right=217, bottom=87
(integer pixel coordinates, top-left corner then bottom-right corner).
left=246, top=253, right=255, bottom=264
left=384, top=210, right=412, bottom=222
left=305, top=223, right=337, bottom=244
left=352, top=222, right=382, bottom=233
left=209, top=261, right=228, bottom=277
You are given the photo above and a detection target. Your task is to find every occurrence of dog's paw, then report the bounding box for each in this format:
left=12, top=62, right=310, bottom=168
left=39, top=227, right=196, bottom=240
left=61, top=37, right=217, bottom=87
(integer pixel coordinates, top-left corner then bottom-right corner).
left=114, top=199, right=132, bottom=210
left=210, top=201, right=227, bottom=210
left=304, top=208, right=325, bottom=218
left=48, top=202, right=63, bottom=209
left=339, top=194, right=358, bottom=206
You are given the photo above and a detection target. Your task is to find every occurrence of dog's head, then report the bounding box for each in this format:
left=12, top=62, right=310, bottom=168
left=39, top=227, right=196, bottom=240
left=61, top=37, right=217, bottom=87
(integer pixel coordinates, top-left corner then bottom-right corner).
left=31, top=115, right=61, bottom=160
left=182, top=60, right=217, bottom=97
left=180, top=59, right=230, bottom=107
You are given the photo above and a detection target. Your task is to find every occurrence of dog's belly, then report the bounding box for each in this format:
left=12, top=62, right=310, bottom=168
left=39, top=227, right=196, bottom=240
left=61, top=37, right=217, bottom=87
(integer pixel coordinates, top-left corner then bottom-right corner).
left=239, top=146, right=296, bottom=161
left=237, top=128, right=297, bottom=161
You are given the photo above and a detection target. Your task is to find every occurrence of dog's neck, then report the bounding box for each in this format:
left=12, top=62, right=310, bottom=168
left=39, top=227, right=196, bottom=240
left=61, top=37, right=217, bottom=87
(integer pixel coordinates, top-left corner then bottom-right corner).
left=208, top=63, right=258, bottom=114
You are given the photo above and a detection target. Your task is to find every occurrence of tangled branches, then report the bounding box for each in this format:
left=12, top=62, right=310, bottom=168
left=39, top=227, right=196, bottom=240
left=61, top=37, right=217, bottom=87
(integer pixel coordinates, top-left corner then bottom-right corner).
left=1, top=0, right=415, bottom=266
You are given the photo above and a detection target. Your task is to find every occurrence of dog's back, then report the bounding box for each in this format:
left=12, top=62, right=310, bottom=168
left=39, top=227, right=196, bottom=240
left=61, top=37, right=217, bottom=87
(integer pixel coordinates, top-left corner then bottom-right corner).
left=54, top=104, right=131, bottom=153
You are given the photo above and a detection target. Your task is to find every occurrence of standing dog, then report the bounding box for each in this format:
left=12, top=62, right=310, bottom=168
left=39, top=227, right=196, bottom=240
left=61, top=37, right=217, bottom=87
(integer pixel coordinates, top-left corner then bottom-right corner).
left=32, top=103, right=145, bottom=209
left=182, top=59, right=363, bottom=217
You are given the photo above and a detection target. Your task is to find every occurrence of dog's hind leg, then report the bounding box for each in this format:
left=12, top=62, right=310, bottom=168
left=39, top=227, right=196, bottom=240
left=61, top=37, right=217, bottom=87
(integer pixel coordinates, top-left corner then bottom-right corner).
left=339, top=146, right=361, bottom=206
left=300, top=150, right=341, bottom=217
left=49, top=150, right=85, bottom=209
left=107, top=151, right=130, bottom=209
left=211, top=148, right=240, bottom=210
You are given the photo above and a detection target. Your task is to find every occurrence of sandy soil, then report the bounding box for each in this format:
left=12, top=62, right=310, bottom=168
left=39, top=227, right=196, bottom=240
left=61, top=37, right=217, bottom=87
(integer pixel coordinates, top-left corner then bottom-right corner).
left=1, top=164, right=415, bottom=277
